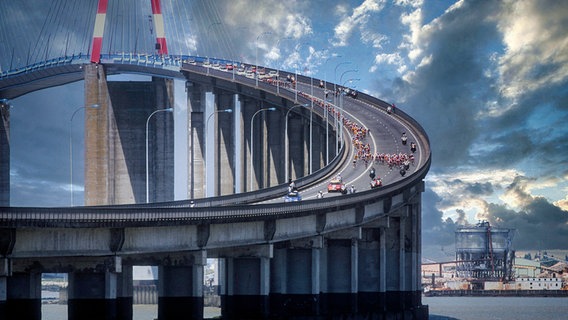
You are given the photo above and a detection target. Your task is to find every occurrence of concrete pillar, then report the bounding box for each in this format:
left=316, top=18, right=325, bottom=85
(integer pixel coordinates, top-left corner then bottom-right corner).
left=220, top=245, right=272, bottom=319
left=68, top=271, right=118, bottom=320
left=357, top=228, right=384, bottom=313
left=321, top=238, right=357, bottom=316
left=84, top=63, right=110, bottom=205
left=85, top=65, right=174, bottom=205
left=187, top=82, right=206, bottom=199
left=221, top=257, right=269, bottom=319
left=269, top=238, right=322, bottom=318
left=157, top=252, right=206, bottom=320
left=0, top=102, right=9, bottom=206
left=288, top=110, right=305, bottom=181
left=265, top=108, right=282, bottom=187
left=385, top=216, right=403, bottom=311
left=215, top=91, right=235, bottom=196
left=116, top=265, right=133, bottom=320
left=5, top=272, right=41, bottom=320
left=233, top=95, right=244, bottom=193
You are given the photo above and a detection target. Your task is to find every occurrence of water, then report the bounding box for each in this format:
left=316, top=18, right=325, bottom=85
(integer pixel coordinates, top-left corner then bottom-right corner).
left=425, top=296, right=568, bottom=320
left=41, top=305, right=220, bottom=320
left=41, top=297, right=568, bottom=320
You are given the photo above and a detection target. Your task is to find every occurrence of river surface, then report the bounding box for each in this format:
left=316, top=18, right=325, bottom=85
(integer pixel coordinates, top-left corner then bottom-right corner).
left=41, top=297, right=568, bottom=320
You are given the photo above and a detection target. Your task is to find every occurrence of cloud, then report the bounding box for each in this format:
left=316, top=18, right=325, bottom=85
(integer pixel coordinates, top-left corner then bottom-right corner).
left=332, top=0, right=385, bottom=47
left=496, top=0, right=568, bottom=102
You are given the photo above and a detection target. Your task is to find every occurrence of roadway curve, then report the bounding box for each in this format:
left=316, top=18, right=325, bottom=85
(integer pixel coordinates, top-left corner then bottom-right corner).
left=0, top=56, right=431, bottom=258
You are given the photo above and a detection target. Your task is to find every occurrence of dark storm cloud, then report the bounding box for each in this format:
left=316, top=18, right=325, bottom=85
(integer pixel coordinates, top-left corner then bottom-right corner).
left=422, top=188, right=456, bottom=246
left=386, top=0, right=568, bottom=251
left=392, top=0, right=503, bottom=168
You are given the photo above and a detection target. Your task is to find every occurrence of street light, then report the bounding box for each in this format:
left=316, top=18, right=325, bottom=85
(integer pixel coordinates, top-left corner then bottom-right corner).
left=284, top=103, right=308, bottom=182
left=249, top=107, right=276, bottom=191
left=69, top=104, right=100, bottom=206
left=205, top=108, right=233, bottom=196
left=323, top=55, right=342, bottom=164
left=146, top=107, right=173, bottom=203
left=256, top=31, right=272, bottom=87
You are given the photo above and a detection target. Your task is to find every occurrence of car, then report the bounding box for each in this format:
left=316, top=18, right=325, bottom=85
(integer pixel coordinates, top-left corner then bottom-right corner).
left=370, top=178, right=382, bottom=189
left=284, top=190, right=302, bottom=202
left=327, top=179, right=347, bottom=194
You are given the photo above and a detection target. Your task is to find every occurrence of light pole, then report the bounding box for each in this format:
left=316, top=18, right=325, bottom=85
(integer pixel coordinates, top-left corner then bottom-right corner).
left=323, top=54, right=342, bottom=164
left=334, top=61, right=351, bottom=152
left=146, top=107, right=173, bottom=203
left=249, top=107, right=276, bottom=191
left=337, top=70, right=358, bottom=150
left=256, top=31, right=272, bottom=87
left=205, top=108, right=233, bottom=196
left=69, top=104, right=99, bottom=206
left=284, top=103, right=308, bottom=182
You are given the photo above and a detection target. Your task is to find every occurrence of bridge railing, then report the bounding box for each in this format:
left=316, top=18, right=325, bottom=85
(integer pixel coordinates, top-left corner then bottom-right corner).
left=0, top=154, right=429, bottom=228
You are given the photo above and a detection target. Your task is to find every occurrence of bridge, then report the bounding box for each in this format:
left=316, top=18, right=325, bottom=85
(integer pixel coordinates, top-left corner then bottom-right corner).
left=0, top=1, right=431, bottom=320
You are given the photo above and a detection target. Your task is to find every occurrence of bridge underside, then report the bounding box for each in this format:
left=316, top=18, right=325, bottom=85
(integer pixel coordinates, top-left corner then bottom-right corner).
left=0, top=189, right=427, bottom=319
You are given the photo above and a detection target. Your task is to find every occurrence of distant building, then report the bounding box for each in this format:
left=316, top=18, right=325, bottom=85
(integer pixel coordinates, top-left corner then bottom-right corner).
left=514, top=258, right=541, bottom=278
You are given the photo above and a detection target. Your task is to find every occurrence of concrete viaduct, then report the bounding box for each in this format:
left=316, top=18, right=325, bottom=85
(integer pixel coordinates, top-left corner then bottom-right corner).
left=0, top=55, right=431, bottom=320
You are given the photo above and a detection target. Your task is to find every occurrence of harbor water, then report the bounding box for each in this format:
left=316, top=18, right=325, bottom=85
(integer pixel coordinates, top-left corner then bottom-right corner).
left=40, top=296, right=568, bottom=320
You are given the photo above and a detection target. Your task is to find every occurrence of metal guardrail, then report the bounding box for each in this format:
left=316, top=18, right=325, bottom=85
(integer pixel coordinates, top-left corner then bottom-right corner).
left=0, top=157, right=428, bottom=228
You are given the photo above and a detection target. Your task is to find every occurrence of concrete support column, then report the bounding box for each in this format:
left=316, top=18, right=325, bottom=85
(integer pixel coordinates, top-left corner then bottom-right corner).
left=84, top=64, right=111, bottom=205
left=116, top=265, right=133, bottom=320
left=5, top=272, right=41, bottom=320
left=240, top=97, right=254, bottom=191
left=220, top=245, right=272, bottom=319
left=385, top=216, right=403, bottom=311
left=321, top=237, right=358, bottom=316
left=85, top=65, right=174, bottom=205
left=68, top=271, right=119, bottom=320
left=215, top=91, right=235, bottom=196
left=187, top=83, right=206, bottom=199
left=269, top=237, right=322, bottom=318
left=0, top=102, right=9, bottom=206
left=265, top=108, right=282, bottom=187
left=288, top=112, right=305, bottom=181
left=157, top=252, right=206, bottom=320
left=357, top=228, right=384, bottom=313
left=233, top=95, right=244, bottom=193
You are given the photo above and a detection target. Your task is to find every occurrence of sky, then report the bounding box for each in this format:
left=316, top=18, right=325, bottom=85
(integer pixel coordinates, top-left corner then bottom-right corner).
left=2, top=0, right=567, bottom=254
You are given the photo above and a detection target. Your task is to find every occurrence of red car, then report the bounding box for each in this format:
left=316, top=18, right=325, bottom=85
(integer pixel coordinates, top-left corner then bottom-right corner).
left=327, top=179, right=347, bottom=194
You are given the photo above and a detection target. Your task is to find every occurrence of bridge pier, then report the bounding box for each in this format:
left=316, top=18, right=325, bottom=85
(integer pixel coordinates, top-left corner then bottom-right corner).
left=116, top=265, right=133, bottom=320
left=4, top=272, right=41, bottom=320
left=269, top=237, right=322, bottom=318
left=157, top=251, right=206, bottom=320
left=84, top=64, right=174, bottom=205
left=219, top=245, right=272, bottom=319
left=67, top=270, right=119, bottom=320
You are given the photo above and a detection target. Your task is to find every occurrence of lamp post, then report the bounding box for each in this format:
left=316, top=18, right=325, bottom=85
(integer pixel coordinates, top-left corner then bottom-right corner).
left=146, top=107, right=173, bottom=203
left=334, top=62, right=351, bottom=151
left=256, top=31, right=272, bottom=87
left=69, top=104, right=99, bottom=206
left=323, top=54, right=342, bottom=164
left=249, top=107, right=276, bottom=191
left=337, top=70, right=358, bottom=150
left=284, top=103, right=308, bottom=182
left=205, top=108, right=233, bottom=196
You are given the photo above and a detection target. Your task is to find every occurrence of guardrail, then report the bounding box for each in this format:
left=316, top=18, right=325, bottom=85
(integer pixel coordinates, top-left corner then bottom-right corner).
left=0, top=155, right=428, bottom=228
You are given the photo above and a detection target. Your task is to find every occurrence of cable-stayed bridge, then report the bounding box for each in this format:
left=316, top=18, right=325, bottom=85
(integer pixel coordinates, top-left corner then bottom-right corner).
left=0, top=1, right=431, bottom=319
